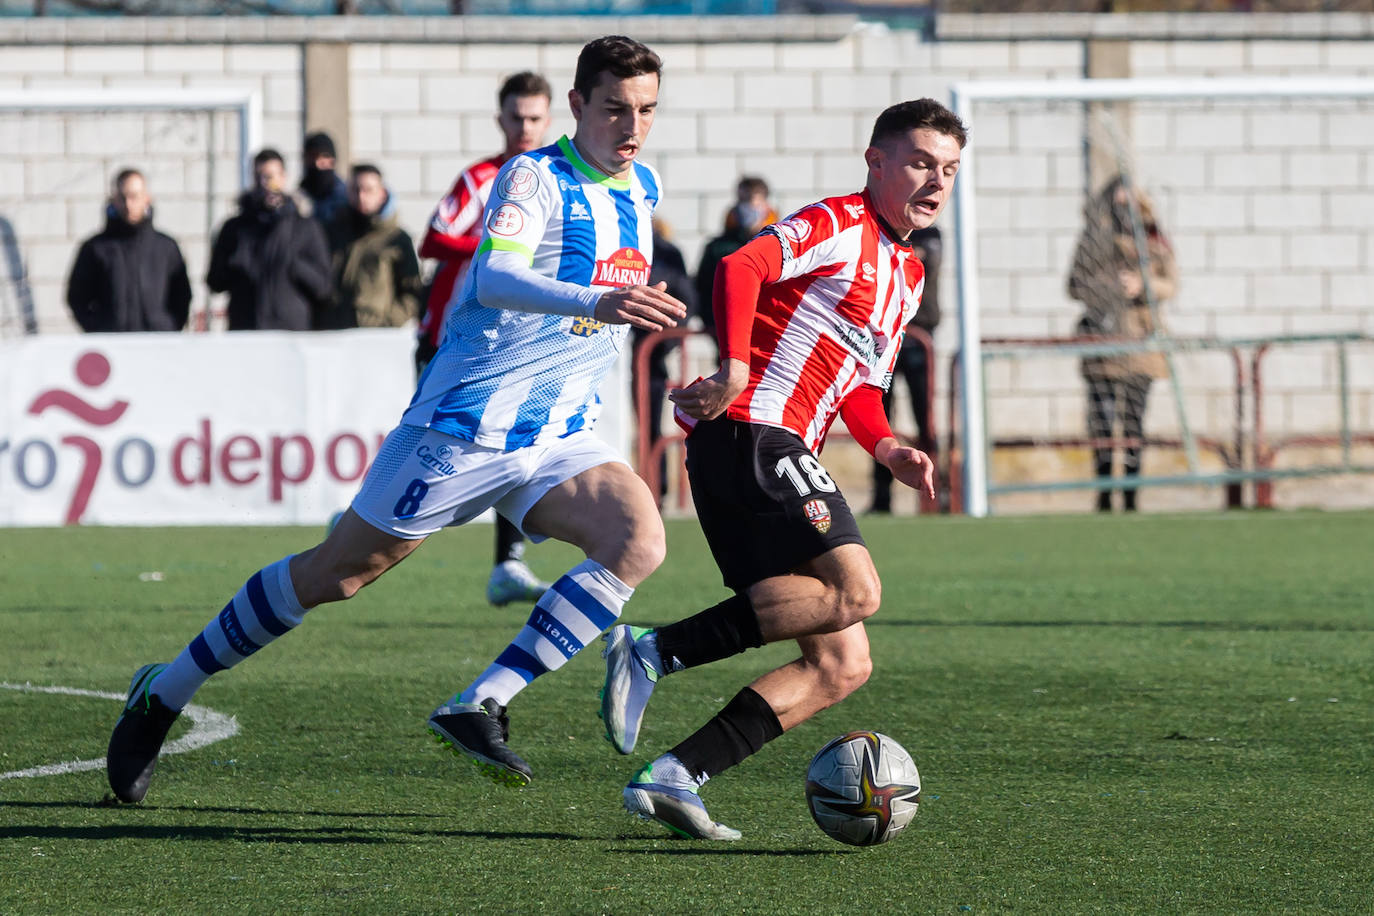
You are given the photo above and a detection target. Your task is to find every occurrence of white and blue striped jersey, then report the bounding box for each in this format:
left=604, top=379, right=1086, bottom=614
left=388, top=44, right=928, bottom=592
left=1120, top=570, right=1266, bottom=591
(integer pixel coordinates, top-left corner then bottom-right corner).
left=401, top=135, right=660, bottom=450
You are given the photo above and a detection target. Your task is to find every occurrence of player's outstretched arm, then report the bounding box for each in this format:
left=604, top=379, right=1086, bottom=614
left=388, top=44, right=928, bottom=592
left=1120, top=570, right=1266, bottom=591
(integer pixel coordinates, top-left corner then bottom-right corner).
left=593, top=281, right=686, bottom=332
left=875, top=440, right=937, bottom=499
left=839, top=382, right=937, bottom=499
left=668, top=358, right=748, bottom=420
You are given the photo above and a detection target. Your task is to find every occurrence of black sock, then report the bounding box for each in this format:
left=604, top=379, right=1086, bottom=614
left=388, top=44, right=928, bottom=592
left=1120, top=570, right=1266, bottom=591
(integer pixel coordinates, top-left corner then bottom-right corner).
left=654, top=593, right=763, bottom=673
left=495, top=516, right=525, bottom=565
left=671, top=687, right=783, bottom=782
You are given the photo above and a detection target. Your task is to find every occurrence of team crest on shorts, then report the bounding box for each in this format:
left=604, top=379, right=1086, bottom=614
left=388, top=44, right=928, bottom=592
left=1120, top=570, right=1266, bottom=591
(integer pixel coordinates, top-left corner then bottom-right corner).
left=803, top=498, right=832, bottom=534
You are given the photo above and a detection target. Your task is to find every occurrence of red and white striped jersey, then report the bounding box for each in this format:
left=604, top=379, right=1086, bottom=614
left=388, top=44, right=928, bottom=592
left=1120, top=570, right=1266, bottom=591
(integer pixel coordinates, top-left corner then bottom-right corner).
left=725, top=189, right=926, bottom=451
left=417, top=154, right=505, bottom=351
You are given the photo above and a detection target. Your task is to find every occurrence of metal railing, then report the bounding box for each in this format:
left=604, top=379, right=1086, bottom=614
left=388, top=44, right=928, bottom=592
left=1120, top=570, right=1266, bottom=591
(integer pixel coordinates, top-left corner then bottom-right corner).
left=944, top=331, right=1373, bottom=513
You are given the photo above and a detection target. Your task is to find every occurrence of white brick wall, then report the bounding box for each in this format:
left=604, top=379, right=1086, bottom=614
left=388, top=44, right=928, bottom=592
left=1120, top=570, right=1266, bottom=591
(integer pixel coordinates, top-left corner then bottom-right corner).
left=67, top=45, right=147, bottom=75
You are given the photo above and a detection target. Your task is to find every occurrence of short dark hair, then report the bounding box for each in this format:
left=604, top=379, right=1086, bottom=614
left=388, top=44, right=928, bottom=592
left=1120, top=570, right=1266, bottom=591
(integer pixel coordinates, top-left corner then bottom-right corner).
left=350, top=163, right=382, bottom=181
left=113, top=168, right=143, bottom=190
left=869, top=99, right=969, bottom=149
left=499, top=71, right=552, bottom=107
left=254, top=148, right=284, bottom=169
left=573, top=35, right=662, bottom=102
left=738, top=175, right=769, bottom=199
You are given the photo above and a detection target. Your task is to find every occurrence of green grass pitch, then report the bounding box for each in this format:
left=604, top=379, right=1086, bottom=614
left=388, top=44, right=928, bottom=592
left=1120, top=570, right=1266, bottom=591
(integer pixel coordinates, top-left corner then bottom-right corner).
left=2, top=512, right=1372, bottom=913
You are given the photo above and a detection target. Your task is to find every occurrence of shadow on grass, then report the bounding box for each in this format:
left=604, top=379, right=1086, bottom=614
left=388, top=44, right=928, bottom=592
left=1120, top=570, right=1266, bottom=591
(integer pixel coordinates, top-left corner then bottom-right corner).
left=0, top=822, right=580, bottom=844
left=869, top=618, right=1374, bottom=632
left=1, top=799, right=579, bottom=843
left=2, top=799, right=448, bottom=819
left=608, top=844, right=847, bottom=857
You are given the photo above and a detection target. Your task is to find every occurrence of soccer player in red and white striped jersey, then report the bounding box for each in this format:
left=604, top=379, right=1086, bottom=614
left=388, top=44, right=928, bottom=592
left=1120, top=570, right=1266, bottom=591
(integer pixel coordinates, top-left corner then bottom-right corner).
left=602, top=99, right=968, bottom=840
left=417, top=73, right=553, bottom=366
left=417, top=72, right=556, bottom=608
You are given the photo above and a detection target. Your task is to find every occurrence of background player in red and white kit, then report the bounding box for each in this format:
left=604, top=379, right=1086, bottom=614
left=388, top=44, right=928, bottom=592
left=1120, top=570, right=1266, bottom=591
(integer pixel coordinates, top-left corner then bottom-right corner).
left=598, top=99, right=968, bottom=840
left=417, top=71, right=554, bottom=607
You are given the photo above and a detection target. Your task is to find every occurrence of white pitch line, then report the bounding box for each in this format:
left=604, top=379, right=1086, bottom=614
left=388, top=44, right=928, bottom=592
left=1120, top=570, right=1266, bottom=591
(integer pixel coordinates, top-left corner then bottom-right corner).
left=0, top=681, right=239, bottom=780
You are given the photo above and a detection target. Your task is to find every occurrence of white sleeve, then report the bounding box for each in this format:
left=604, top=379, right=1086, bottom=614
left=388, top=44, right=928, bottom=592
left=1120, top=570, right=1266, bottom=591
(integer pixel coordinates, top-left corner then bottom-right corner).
left=468, top=157, right=602, bottom=318
left=474, top=247, right=602, bottom=317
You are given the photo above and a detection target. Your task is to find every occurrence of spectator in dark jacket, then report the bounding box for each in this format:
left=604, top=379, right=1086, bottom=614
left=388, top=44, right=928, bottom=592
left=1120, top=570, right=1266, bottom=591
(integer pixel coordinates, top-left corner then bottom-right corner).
left=694, top=175, right=777, bottom=351
left=319, top=164, right=422, bottom=330
left=301, top=131, right=349, bottom=227
left=207, top=149, right=333, bottom=331
left=66, top=168, right=192, bottom=332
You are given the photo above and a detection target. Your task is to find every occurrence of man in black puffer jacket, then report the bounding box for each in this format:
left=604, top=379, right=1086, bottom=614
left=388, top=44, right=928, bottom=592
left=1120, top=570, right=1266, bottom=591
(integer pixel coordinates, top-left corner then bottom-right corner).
left=207, top=148, right=333, bottom=331
left=66, top=168, right=192, bottom=333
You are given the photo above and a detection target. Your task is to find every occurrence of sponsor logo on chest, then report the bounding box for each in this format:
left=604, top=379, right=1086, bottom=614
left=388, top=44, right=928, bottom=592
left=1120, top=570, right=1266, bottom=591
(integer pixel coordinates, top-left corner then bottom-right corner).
left=828, top=317, right=878, bottom=365
left=593, top=247, right=650, bottom=287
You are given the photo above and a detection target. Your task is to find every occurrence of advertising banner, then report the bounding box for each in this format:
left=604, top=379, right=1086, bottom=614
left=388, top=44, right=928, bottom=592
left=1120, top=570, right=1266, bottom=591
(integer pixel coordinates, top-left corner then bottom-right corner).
left=0, top=331, right=631, bottom=527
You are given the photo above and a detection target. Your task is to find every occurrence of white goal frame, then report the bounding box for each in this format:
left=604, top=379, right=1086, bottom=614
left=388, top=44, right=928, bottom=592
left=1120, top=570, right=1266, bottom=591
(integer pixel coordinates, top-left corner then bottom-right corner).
left=0, top=87, right=261, bottom=334
left=949, top=76, right=1374, bottom=518
left=0, top=87, right=261, bottom=190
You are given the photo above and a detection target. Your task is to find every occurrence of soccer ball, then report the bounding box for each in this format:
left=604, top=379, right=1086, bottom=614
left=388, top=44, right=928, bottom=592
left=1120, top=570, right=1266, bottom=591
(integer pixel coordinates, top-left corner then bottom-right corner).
left=805, top=731, right=921, bottom=846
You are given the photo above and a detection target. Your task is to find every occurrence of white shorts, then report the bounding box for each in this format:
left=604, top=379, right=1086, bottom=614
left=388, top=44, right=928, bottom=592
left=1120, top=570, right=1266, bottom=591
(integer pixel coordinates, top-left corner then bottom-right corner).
left=351, top=424, right=626, bottom=540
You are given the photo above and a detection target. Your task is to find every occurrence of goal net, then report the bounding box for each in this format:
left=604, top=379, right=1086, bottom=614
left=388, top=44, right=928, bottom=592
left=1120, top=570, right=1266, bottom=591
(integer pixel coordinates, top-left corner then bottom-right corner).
left=0, top=89, right=259, bottom=337
left=949, top=78, right=1374, bottom=516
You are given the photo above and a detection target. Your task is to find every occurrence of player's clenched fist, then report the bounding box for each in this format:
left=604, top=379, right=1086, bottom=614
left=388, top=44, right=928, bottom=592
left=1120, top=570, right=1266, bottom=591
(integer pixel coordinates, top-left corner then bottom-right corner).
left=668, top=358, right=749, bottom=421
left=594, top=280, right=686, bottom=331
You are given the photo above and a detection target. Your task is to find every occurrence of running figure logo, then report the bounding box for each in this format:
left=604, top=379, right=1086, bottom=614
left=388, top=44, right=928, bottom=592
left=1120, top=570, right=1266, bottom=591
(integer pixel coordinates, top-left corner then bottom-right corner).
left=26, top=351, right=129, bottom=524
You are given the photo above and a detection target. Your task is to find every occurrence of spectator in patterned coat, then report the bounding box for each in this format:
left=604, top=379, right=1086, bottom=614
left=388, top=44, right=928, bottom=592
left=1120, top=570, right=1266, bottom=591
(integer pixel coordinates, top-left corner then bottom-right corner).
left=1068, top=175, right=1178, bottom=512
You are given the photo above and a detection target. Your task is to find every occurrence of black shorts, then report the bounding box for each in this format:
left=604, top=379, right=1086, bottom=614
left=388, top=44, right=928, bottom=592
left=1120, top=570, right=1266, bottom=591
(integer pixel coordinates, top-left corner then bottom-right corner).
left=686, top=417, right=865, bottom=592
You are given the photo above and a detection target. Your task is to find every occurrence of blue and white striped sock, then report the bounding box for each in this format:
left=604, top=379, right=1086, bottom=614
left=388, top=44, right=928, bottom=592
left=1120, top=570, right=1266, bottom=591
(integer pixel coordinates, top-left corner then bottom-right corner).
left=457, top=559, right=633, bottom=708
left=151, top=556, right=308, bottom=710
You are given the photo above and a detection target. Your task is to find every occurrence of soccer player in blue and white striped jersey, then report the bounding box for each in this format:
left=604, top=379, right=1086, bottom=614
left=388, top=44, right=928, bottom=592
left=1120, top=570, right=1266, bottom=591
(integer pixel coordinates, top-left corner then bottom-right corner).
left=106, top=35, right=685, bottom=802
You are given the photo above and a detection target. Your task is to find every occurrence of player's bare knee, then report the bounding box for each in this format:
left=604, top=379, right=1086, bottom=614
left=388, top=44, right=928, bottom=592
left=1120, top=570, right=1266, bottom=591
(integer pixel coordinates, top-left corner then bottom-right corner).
left=608, top=522, right=665, bottom=585
left=814, top=651, right=873, bottom=703
left=832, top=574, right=881, bottom=630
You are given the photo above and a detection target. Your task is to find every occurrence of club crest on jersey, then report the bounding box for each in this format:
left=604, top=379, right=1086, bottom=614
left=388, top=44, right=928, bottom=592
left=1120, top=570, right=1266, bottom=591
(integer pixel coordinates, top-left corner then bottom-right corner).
left=497, top=166, right=538, bottom=202
left=803, top=498, right=832, bottom=534
left=569, top=316, right=606, bottom=337
left=593, top=247, right=649, bottom=287
left=488, top=203, right=525, bottom=237
left=775, top=216, right=812, bottom=247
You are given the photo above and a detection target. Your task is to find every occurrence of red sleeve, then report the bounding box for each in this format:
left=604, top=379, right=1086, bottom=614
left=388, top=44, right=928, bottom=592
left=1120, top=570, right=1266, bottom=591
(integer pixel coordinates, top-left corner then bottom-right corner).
left=713, top=232, right=783, bottom=363
left=839, top=383, right=896, bottom=458
left=419, top=227, right=480, bottom=261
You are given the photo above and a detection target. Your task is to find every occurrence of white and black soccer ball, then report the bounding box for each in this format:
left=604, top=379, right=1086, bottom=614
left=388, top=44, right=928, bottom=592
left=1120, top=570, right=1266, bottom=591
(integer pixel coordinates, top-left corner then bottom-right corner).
left=805, top=731, right=921, bottom=847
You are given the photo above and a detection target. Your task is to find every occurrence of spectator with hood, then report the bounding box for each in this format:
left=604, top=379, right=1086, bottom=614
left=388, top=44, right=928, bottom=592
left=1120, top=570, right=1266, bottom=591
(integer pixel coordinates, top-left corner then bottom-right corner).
left=301, top=131, right=349, bottom=227
left=320, top=163, right=422, bottom=329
